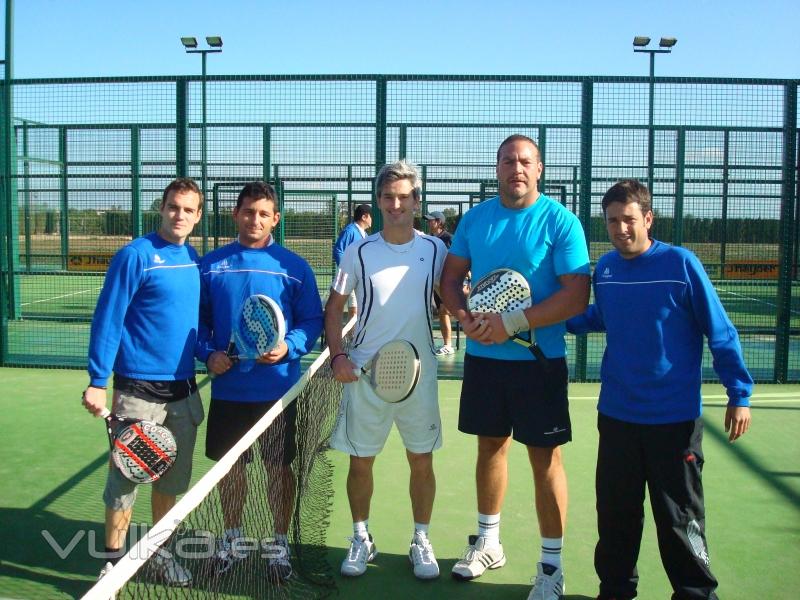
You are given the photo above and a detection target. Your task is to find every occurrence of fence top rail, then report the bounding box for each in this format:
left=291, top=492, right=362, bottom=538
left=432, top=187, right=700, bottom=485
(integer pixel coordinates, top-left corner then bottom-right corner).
left=8, top=74, right=800, bottom=86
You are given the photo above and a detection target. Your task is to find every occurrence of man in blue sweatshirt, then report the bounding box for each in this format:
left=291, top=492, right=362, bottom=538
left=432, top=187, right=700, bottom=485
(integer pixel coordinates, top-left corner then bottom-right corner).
left=196, top=181, right=323, bottom=581
left=332, top=203, right=372, bottom=319
left=82, top=177, right=204, bottom=587
left=566, top=179, right=753, bottom=600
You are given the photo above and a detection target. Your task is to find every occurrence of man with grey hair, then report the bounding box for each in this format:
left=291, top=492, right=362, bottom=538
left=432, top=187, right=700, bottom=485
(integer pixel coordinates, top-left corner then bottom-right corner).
left=324, top=159, right=447, bottom=580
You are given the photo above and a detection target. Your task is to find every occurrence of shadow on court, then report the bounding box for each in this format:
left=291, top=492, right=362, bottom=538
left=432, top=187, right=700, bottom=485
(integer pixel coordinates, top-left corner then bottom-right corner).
left=0, top=453, right=110, bottom=597
left=704, top=408, right=800, bottom=507
left=0, top=507, right=104, bottom=597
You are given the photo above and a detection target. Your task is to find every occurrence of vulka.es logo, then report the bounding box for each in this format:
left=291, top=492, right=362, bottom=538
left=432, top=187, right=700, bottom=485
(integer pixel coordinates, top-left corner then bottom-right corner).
left=40, top=522, right=288, bottom=561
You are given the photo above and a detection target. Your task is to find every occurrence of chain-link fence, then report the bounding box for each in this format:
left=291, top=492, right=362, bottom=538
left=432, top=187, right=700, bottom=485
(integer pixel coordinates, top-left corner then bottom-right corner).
left=0, top=75, right=797, bottom=381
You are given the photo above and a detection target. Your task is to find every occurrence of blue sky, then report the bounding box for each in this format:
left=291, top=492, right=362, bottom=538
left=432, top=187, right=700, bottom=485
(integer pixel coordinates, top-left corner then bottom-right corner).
left=4, top=0, right=798, bottom=79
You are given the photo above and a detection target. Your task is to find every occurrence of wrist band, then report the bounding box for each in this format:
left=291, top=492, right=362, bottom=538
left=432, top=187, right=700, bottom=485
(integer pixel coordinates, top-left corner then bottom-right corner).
left=330, top=352, right=348, bottom=366
left=501, top=308, right=529, bottom=337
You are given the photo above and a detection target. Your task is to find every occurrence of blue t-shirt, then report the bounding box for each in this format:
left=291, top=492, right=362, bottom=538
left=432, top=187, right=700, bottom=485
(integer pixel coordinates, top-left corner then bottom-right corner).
left=88, top=232, right=200, bottom=386
left=197, top=240, right=323, bottom=403
left=450, top=194, right=590, bottom=360
left=566, top=240, right=753, bottom=424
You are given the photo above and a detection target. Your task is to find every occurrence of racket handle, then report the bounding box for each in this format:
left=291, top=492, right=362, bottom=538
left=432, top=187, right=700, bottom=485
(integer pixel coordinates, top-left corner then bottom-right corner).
left=99, top=408, right=111, bottom=418
left=530, top=345, right=551, bottom=371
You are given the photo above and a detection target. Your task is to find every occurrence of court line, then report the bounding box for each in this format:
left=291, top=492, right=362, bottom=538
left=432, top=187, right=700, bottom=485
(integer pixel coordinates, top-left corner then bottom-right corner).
left=570, top=393, right=799, bottom=402
left=21, top=286, right=102, bottom=307
left=717, top=287, right=800, bottom=316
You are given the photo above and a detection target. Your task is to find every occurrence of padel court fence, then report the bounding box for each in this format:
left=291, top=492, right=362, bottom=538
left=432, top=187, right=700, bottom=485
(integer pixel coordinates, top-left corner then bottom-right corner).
left=0, top=75, right=797, bottom=381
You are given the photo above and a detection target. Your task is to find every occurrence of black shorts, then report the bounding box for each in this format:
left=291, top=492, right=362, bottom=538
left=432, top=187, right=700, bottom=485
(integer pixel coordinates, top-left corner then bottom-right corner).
left=205, top=399, right=297, bottom=466
left=458, top=354, right=571, bottom=447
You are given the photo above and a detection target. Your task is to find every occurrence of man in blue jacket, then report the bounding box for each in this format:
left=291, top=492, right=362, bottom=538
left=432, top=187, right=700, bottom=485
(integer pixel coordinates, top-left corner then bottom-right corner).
left=567, top=179, right=753, bottom=600
left=82, top=177, right=204, bottom=587
left=332, top=203, right=372, bottom=319
left=197, top=181, right=323, bottom=582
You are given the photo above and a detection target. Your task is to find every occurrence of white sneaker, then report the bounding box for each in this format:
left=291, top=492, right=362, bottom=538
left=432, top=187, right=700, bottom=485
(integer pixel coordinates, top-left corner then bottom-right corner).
left=435, top=344, right=454, bottom=356
left=151, top=549, right=192, bottom=587
left=451, top=534, right=506, bottom=580
left=265, top=537, right=293, bottom=582
left=340, top=534, right=377, bottom=577
left=211, top=534, right=249, bottom=577
left=409, top=533, right=439, bottom=580
left=98, top=562, right=114, bottom=579
left=97, top=562, right=117, bottom=599
left=528, top=562, right=565, bottom=600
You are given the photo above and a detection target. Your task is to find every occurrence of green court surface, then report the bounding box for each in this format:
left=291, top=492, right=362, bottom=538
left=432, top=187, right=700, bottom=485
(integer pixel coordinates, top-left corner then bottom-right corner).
left=0, top=368, right=798, bottom=599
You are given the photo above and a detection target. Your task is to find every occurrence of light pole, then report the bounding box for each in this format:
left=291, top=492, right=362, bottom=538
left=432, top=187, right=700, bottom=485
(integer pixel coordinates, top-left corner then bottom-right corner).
left=633, top=36, right=677, bottom=194
left=181, top=36, right=222, bottom=252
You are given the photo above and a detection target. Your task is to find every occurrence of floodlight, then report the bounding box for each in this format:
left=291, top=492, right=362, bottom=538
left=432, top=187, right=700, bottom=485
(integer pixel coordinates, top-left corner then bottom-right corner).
left=633, top=36, right=651, bottom=47
left=180, top=37, right=198, bottom=49
left=206, top=36, right=223, bottom=48
left=659, top=37, right=677, bottom=48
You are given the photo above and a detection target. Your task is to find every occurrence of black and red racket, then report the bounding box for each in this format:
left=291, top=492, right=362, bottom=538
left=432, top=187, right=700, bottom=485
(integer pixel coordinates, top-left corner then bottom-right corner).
left=100, top=408, right=178, bottom=484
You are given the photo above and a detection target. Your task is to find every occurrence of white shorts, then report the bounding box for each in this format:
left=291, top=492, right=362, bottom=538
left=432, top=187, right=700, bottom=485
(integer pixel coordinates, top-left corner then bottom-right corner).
left=330, top=366, right=442, bottom=457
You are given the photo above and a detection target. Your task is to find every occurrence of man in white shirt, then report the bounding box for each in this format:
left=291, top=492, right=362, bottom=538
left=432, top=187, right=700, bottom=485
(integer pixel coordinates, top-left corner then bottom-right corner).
left=324, top=160, right=447, bottom=581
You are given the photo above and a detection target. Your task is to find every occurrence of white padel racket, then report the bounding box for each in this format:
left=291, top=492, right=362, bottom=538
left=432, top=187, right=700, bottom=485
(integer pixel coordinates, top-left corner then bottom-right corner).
left=468, top=268, right=550, bottom=369
left=358, top=339, right=421, bottom=403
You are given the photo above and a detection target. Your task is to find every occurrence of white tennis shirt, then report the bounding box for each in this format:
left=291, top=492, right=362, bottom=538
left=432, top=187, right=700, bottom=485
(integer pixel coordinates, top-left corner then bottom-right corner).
left=332, top=230, right=447, bottom=368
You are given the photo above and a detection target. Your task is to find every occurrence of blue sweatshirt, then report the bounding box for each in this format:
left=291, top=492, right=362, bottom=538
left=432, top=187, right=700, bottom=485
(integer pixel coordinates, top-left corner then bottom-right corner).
left=88, top=232, right=200, bottom=387
left=333, top=222, right=364, bottom=266
left=197, top=240, right=323, bottom=403
left=567, top=240, right=752, bottom=424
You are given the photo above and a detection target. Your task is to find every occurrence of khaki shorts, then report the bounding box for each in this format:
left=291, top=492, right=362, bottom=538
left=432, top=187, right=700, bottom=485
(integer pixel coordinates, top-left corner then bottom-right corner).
left=103, top=390, right=204, bottom=510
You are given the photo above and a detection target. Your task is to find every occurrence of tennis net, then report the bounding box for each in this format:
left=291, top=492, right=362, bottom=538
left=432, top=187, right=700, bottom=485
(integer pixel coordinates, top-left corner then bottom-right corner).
left=83, top=320, right=355, bottom=600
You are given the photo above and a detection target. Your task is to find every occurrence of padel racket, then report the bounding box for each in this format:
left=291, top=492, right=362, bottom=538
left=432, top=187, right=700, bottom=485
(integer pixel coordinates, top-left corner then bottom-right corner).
left=468, top=268, right=550, bottom=368
left=225, top=294, right=286, bottom=372
left=358, top=339, right=421, bottom=403
left=100, top=408, right=178, bottom=484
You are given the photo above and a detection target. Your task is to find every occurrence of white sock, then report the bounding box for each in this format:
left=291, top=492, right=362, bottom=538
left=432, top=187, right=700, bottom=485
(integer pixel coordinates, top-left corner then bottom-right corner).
left=414, top=522, right=429, bottom=540
left=541, top=536, right=563, bottom=569
left=478, top=512, right=501, bottom=548
left=353, top=520, right=369, bottom=541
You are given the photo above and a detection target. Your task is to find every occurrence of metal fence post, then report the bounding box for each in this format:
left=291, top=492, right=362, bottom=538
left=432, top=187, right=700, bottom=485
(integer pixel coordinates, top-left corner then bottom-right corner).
left=575, top=78, right=593, bottom=382
left=373, top=76, right=387, bottom=231
left=775, top=82, right=797, bottom=382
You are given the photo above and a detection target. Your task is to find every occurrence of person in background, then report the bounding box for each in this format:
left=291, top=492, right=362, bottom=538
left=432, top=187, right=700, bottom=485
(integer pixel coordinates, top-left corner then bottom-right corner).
left=424, top=210, right=455, bottom=355
left=333, top=203, right=373, bottom=319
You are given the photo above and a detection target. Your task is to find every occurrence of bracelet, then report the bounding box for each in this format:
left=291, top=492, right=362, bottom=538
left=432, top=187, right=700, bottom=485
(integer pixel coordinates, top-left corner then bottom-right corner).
left=330, top=352, right=348, bottom=366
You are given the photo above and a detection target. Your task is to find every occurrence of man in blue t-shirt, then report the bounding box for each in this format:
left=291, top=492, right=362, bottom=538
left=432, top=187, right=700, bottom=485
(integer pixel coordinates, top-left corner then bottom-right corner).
left=82, top=177, right=204, bottom=587
left=441, top=135, right=590, bottom=599
left=196, top=181, right=323, bottom=582
left=567, top=179, right=752, bottom=600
